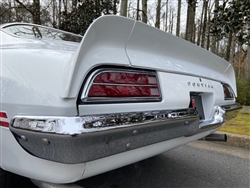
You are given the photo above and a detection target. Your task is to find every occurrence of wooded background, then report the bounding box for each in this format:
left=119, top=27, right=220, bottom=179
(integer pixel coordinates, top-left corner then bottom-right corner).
left=1, top=0, right=249, bottom=105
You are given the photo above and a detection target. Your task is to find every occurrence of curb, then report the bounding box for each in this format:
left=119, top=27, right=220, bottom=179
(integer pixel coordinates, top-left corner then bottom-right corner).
left=215, top=131, right=250, bottom=150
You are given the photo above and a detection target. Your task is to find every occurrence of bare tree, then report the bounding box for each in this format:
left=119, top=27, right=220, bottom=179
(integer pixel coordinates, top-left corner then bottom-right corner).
left=231, top=35, right=237, bottom=64
left=63, top=0, right=68, bottom=14
left=15, top=0, right=41, bottom=24
left=246, top=45, right=250, bottom=79
left=197, top=0, right=205, bottom=46
left=52, top=0, right=56, bottom=27
left=155, top=0, right=161, bottom=28
left=192, top=22, right=196, bottom=43
left=58, top=0, right=62, bottom=27
left=136, top=0, right=140, bottom=20
left=164, top=0, right=168, bottom=32
left=237, top=46, right=248, bottom=78
left=120, top=0, right=128, bottom=17
left=211, top=0, right=219, bottom=53
left=169, top=5, right=174, bottom=34
left=201, top=0, right=208, bottom=48
left=206, top=14, right=210, bottom=49
left=176, top=0, right=181, bottom=37
left=141, top=0, right=147, bottom=23
left=185, top=0, right=196, bottom=42
left=225, top=32, right=233, bottom=61
left=113, top=0, right=118, bottom=14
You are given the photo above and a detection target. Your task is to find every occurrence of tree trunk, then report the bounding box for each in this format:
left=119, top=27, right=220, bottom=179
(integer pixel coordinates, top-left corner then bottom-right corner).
left=185, top=0, right=196, bottom=42
left=197, top=1, right=205, bottom=46
left=58, top=0, right=62, bottom=28
left=105, top=0, right=110, bottom=14
left=231, top=35, right=237, bottom=64
left=52, top=0, right=56, bottom=27
left=192, top=23, right=196, bottom=43
left=225, top=31, right=233, bottom=61
left=136, top=0, right=140, bottom=20
left=63, top=0, right=68, bottom=14
left=141, top=0, right=147, bottom=23
left=113, top=0, right=117, bottom=15
left=216, top=40, right=220, bottom=55
left=176, top=0, right=181, bottom=37
left=237, top=46, right=247, bottom=78
left=211, top=0, right=219, bottom=53
left=33, top=0, right=40, bottom=24
left=201, top=0, right=208, bottom=48
left=155, top=0, right=161, bottom=29
left=120, top=0, right=128, bottom=17
left=165, top=0, right=168, bottom=32
left=169, top=7, right=174, bottom=34
left=206, top=7, right=211, bottom=50
left=246, top=46, right=250, bottom=79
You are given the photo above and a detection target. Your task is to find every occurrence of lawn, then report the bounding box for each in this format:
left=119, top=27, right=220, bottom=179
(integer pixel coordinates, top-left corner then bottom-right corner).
left=219, top=106, right=250, bottom=136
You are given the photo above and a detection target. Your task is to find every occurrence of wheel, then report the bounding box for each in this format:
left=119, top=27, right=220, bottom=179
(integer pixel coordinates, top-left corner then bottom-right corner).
left=0, top=168, right=14, bottom=188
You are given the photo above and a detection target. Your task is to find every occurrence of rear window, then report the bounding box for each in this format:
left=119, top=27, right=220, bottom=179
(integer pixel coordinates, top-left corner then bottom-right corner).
left=2, top=24, right=82, bottom=43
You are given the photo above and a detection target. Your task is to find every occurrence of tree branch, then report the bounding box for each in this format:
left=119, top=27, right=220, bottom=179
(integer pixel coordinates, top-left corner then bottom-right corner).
left=15, top=0, right=33, bottom=15
left=0, top=7, right=18, bottom=17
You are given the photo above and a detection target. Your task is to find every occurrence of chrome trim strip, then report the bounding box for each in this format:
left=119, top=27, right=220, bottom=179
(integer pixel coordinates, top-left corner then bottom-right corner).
left=11, top=108, right=198, bottom=135
left=11, top=103, right=241, bottom=135
left=11, top=103, right=242, bottom=136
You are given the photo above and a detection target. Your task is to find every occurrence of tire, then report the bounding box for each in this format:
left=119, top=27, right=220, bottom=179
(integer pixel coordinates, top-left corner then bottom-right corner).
left=0, top=168, right=14, bottom=188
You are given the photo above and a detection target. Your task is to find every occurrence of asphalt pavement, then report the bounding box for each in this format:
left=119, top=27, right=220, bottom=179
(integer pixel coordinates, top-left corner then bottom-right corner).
left=77, top=141, right=250, bottom=188
left=12, top=136, right=250, bottom=188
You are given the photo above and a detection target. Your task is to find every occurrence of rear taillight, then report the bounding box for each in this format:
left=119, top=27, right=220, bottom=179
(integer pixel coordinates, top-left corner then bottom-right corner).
left=222, top=84, right=234, bottom=100
left=87, top=71, right=160, bottom=98
left=0, top=111, right=9, bottom=127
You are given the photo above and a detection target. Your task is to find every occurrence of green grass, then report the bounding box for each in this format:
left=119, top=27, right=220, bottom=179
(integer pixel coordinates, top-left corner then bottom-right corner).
left=219, top=106, right=250, bottom=136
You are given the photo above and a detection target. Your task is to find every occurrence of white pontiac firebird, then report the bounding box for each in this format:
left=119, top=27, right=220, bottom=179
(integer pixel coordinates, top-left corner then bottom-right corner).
left=0, top=15, right=241, bottom=187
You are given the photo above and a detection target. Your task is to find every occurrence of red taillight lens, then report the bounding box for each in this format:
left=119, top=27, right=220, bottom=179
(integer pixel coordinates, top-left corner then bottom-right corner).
left=0, top=112, right=9, bottom=127
left=88, top=72, right=160, bottom=98
left=0, top=112, right=7, bottom=118
left=93, top=72, right=157, bottom=85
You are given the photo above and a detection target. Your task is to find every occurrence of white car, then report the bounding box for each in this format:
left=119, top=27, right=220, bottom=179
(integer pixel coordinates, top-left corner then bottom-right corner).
left=0, top=15, right=241, bottom=187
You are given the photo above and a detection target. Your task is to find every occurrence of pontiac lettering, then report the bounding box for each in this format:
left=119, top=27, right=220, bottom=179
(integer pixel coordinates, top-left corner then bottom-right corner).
left=187, top=82, right=213, bottom=88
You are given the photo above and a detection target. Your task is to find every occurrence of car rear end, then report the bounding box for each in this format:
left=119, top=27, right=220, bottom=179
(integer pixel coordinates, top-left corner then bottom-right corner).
left=0, top=16, right=241, bottom=185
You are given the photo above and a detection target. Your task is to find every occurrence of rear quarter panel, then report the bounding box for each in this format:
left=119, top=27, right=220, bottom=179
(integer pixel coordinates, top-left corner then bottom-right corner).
left=0, top=31, right=78, bottom=117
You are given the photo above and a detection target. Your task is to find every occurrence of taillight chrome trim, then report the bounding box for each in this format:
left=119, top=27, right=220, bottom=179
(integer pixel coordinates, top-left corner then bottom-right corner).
left=80, top=68, right=162, bottom=103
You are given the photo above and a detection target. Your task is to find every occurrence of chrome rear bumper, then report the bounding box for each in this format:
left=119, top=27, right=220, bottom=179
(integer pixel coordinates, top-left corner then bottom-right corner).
left=10, top=103, right=241, bottom=164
